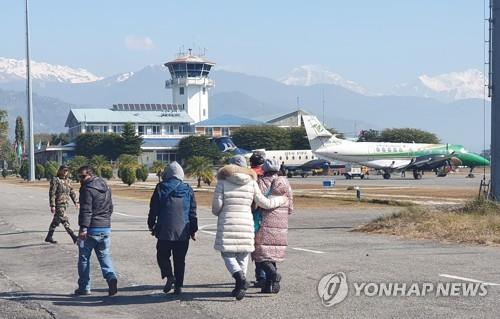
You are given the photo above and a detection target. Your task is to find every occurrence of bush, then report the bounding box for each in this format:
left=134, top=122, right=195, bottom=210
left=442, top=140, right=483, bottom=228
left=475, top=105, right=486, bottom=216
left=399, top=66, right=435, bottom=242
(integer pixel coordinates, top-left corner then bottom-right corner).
left=136, top=165, right=149, bottom=182
left=67, top=156, right=88, bottom=180
left=19, top=161, right=29, bottom=180
left=101, top=166, right=113, bottom=179
left=35, top=164, right=45, bottom=180
left=44, top=162, right=58, bottom=180
left=2, top=169, right=8, bottom=178
left=120, top=167, right=136, bottom=186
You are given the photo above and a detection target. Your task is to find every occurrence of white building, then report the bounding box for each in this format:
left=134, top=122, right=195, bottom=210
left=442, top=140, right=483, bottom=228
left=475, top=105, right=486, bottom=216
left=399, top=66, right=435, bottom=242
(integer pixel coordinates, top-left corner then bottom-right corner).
left=164, top=51, right=215, bottom=123
left=64, top=103, right=194, bottom=166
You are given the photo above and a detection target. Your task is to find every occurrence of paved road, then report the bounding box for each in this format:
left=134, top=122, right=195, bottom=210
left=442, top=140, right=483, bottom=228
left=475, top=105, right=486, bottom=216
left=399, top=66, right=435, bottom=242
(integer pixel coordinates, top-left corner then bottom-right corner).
left=0, top=182, right=498, bottom=319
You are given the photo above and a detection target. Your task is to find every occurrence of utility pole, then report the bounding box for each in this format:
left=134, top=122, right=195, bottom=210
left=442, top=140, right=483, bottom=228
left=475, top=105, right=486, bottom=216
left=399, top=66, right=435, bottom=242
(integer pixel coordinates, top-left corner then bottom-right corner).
left=491, top=0, right=500, bottom=200
left=25, top=0, right=35, bottom=181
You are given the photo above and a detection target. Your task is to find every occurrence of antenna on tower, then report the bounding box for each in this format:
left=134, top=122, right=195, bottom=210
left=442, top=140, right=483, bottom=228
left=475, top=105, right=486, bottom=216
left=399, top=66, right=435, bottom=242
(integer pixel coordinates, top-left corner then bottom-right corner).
left=188, top=48, right=192, bottom=55
left=296, top=96, right=300, bottom=108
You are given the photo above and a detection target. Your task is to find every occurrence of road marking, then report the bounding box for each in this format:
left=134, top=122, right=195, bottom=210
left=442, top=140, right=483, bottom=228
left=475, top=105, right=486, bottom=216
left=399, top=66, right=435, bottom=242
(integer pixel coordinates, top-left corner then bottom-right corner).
left=114, top=212, right=143, bottom=218
left=439, top=274, right=500, bottom=286
left=292, top=247, right=326, bottom=254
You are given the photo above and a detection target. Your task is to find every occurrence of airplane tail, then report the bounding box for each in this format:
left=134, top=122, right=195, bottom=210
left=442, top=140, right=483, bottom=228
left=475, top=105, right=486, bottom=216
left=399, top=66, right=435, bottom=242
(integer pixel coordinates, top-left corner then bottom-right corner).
left=302, top=115, right=348, bottom=151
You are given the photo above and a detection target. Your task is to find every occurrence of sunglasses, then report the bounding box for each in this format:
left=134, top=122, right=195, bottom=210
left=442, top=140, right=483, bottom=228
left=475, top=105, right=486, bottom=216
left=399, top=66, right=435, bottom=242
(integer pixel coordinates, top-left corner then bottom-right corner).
left=78, top=174, right=88, bottom=180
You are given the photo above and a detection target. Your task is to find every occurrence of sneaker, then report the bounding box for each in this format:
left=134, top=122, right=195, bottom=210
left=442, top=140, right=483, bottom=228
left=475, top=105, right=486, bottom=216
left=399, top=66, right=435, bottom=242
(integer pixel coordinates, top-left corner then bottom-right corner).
left=107, top=278, right=118, bottom=296
left=271, top=273, right=282, bottom=294
left=254, top=280, right=266, bottom=289
left=74, top=289, right=91, bottom=296
left=163, top=277, right=176, bottom=294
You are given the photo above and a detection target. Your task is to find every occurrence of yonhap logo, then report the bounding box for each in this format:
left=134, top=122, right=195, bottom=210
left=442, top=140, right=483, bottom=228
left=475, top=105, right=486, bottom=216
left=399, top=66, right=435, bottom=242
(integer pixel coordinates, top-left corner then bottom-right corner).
left=317, top=272, right=349, bottom=307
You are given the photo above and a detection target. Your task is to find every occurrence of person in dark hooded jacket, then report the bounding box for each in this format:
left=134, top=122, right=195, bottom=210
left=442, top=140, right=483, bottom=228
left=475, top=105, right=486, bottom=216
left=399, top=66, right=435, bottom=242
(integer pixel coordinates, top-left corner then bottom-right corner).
left=148, top=161, right=198, bottom=295
left=76, top=166, right=117, bottom=296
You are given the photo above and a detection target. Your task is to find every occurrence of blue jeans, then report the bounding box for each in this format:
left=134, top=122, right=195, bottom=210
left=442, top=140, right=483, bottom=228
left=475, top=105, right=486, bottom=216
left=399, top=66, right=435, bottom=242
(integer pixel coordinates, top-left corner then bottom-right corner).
left=78, top=232, right=116, bottom=291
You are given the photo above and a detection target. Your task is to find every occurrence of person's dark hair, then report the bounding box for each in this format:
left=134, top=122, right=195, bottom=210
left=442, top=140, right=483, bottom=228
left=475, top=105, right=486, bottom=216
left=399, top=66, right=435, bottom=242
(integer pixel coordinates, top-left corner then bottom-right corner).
left=250, top=152, right=265, bottom=167
left=77, top=165, right=94, bottom=176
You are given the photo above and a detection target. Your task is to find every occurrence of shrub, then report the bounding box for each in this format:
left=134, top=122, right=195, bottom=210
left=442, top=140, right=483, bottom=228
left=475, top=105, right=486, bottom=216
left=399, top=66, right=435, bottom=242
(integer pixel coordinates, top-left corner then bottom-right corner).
left=19, top=161, right=29, bottom=180
left=136, top=165, right=149, bottom=182
left=35, top=164, right=45, bottom=180
left=101, top=166, right=113, bottom=180
left=2, top=169, right=8, bottom=178
left=44, top=162, right=58, bottom=180
left=120, top=167, right=136, bottom=186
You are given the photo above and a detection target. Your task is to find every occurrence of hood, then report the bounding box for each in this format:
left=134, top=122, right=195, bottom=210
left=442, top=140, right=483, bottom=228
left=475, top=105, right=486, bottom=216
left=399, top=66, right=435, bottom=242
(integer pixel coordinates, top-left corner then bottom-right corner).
left=162, top=161, right=184, bottom=181
left=158, top=178, right=183, bottom=194
left=84, top=176, right=109, bottom=193
left=217, top=164, right=256, bottom=185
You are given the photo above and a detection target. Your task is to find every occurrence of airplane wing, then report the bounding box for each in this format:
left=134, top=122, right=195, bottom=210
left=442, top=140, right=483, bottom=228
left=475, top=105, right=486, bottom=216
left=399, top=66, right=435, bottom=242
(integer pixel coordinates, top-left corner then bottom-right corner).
left=404, top=153, right=456, bottom=170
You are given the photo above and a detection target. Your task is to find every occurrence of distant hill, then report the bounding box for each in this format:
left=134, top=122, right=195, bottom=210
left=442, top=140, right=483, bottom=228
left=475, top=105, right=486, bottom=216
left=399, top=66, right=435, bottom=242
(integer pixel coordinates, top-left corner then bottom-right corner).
left=0, top=60, right=491, bottom=151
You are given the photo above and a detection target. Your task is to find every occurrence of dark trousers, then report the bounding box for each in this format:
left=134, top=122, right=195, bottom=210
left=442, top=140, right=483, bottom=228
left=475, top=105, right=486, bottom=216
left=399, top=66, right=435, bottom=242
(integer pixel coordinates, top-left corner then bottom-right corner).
left=156, top=240, right=189, bottom=287
left=256, top=261, right=277, bottom=281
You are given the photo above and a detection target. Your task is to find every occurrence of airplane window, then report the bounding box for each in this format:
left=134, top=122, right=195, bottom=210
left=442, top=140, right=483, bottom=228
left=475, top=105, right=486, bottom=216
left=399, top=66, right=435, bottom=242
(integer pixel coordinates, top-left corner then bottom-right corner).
left=299, top=156, right=301, bottom=160
left=306, top=156, right=308, bottom=159
left=376, top=147, right=380, bottom=152
left=292, top=156, right=295, bottom=160
left=286, top=157, right=288, bottom=160
left=279, top=156, right=282, bottom=160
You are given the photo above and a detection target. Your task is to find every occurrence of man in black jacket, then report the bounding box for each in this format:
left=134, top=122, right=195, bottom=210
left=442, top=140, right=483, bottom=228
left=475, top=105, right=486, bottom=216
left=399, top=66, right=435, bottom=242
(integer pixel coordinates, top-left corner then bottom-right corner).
left=148, top=162, right=198, bottom=295
left=75, top=166, right=117, bottom=296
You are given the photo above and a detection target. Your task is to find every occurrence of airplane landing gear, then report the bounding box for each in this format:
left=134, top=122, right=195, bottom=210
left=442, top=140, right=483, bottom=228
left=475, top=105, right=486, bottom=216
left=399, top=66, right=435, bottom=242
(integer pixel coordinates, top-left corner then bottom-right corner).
left=467, top=167, right=475, bottom=178
left=413, top=170, right=422, bottom=180
left=383, top=172, right=391, bottom=179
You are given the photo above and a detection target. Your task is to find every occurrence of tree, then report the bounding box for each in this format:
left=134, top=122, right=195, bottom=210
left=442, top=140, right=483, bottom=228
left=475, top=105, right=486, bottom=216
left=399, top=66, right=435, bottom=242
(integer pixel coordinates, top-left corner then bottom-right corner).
left=90, top=155, right=108, bottom=177
left=136, top=165, right=149, bottom=182
left=177, top=135, right=220, bottom=162
left=358, top=129, right=381, bottom=142
left=15, top=116, right=24, bottom=149
left=289, top=127, right=310, bottom=150
left=35, top=164, right=45, bottom=180
left=51, top=133, right=69, bottom=145
left=75, top=133, right=122, bottom=160
left=327, top=128, right=345, bottom=139
left=151, top=161, right=164, bottom=182
left=0, top=110, right=10, bottom=165
left=2, top=169, right=8, bottom=178
left=44, top=161, right=58, bottom=180
left=232, top=126, right=291, bottom=150
left=120, top=167, right=136, bottom=186
left=117, top=154, right=139, bottom=170
left=120, top=122, right=143, bottom=156
left=19, top=160, right=29, bottom=180
left=380, top=128, right=440, bottom=144
left=101, top=166, right=113, bottom=179
left=185, top=156, right=214, bottom=188
left=67, top=156, right=88, bottom=180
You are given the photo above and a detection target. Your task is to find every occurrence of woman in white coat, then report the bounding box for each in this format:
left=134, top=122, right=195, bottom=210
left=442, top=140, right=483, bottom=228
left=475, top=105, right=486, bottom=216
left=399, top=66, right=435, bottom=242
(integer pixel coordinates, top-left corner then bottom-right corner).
left=212, top=155, right=286, bottom=300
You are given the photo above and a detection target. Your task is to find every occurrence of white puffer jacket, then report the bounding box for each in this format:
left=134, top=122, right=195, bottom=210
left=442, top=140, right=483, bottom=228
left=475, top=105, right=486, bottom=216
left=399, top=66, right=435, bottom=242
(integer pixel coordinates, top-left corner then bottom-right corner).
left=212, top=165, right=286, bottom=253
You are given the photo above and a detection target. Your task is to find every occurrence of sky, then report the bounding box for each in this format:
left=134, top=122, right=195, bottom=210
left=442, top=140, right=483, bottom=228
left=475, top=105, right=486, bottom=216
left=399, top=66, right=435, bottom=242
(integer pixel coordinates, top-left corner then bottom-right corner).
left=1, top=0, right=487, bottom=91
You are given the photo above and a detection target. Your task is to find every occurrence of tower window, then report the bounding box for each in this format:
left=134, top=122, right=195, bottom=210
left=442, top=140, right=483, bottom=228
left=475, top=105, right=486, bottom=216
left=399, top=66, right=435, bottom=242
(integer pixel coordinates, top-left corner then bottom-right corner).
left=203, top=87, right=206, bottom=94
left=203, top=109, right=206, bottom=117
left=179, top=87, right=184, bottom=95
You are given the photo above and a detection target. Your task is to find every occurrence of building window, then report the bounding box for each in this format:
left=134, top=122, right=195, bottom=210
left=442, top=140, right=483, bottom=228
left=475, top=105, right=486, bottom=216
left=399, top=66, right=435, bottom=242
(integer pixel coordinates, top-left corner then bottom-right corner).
left=112, top=125, right=123, bottom=134
left=156, top=152, right=177, bottom=163
left=203, top=87, right=206, bottom=95
left=205, top=127, right=213, bottom=136
left=138, top=125, right=145, bottom=135
left=180, top=87, right=185, bottom=95
left=221, top=127, right=230, bottom=136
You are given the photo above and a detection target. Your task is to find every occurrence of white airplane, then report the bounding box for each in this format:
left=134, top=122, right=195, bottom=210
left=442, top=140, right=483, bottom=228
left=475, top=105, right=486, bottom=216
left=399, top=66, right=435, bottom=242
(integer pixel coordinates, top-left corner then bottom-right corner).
left=302, top=115, right=490, bottom=179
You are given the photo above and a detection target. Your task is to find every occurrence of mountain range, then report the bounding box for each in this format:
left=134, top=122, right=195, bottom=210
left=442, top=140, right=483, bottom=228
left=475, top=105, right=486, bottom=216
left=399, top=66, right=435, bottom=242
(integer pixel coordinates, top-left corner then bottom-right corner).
left=0, top=57, right=490, bottom=152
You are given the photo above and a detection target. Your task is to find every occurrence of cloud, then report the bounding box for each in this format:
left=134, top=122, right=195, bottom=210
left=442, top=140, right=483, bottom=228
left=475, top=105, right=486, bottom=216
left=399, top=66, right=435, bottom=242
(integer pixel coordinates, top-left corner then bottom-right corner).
left=125, top=35, right=155, bottom=50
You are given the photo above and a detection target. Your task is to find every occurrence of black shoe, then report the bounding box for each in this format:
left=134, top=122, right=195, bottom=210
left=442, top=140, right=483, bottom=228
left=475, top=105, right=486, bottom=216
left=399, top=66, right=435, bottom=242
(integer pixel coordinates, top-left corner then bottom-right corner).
left=44, top=230, right=57, bottom=244
left=254, top=280, right=266, bottom=289
left=107, top=278, right=118, bottom=296
left=68, top=230, right=78, bottom=244
left=260, top=280, right=273, bottom=294
left=74, top=289, right=91, bottom=296
left=271, top=273, right=281, bottom=294
left=232, top=271, right=248, bottom=301
left=163, top=277, right=175, bottom=294
left=174, top=286, right=182, bottom=295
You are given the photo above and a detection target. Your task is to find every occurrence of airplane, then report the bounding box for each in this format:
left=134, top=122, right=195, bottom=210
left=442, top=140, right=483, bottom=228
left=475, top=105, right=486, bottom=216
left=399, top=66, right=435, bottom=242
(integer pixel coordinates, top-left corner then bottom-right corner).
left=212, top=136, right=339, bottom=170
left=302, top=115, right=490, bottom=179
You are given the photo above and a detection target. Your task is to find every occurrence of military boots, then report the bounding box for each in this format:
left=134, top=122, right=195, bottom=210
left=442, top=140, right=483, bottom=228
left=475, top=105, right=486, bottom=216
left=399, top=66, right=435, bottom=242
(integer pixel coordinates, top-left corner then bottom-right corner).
left=44, top=230, right=57, bottom=244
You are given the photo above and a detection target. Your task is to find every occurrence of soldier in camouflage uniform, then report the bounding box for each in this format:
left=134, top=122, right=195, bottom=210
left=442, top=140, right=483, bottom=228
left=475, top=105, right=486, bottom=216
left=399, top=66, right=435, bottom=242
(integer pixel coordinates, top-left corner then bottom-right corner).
left=45, top=165, right=79, bottom=244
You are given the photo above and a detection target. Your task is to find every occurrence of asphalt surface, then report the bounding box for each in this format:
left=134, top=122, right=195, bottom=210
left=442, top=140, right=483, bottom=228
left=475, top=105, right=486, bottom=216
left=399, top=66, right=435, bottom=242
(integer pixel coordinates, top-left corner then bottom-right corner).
left=0, top=181, right=498, bottom=319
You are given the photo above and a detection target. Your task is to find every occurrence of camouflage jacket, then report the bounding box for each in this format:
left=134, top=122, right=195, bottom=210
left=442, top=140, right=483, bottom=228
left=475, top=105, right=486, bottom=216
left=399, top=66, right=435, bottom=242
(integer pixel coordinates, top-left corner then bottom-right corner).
left=49, top=176, right=78, bottom=207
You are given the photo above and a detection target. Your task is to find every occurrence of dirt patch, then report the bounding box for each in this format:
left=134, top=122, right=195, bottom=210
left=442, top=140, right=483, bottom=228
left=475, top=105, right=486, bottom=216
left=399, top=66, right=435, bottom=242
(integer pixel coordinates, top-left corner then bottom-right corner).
left=356, top=199, right=500, bottom=245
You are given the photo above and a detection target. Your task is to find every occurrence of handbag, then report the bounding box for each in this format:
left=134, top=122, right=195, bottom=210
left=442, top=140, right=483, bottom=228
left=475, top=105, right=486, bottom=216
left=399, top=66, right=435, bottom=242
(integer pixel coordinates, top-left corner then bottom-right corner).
left=253, top=180, right=274, bottom=233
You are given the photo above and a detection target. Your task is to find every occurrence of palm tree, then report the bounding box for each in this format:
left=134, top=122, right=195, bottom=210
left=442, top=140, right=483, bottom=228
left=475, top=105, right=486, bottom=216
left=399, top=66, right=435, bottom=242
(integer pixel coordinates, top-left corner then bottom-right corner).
left=152, top=160, right=164, bottom=182
left=185, top=156, right=213, bottom=188
left=90, top=155, right=108, bottom=176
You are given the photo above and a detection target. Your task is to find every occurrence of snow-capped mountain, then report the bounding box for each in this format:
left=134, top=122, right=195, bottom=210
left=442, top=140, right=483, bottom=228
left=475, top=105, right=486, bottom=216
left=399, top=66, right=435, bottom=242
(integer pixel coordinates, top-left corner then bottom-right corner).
left=280, top=64, right=371, bottom=96
left=0, top=57, right=103, bottom=84
left=390, top=69, right=487, bottom=102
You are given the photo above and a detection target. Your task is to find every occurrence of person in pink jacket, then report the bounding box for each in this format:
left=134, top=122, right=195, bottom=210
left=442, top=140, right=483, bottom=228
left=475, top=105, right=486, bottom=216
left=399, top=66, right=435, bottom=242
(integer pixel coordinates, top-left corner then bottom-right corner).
left=252, top=158, right=294, bottom=294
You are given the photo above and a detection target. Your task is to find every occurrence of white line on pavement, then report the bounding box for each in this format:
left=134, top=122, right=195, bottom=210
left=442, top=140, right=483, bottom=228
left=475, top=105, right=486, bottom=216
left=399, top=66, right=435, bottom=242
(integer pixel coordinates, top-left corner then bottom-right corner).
left=114, top=212, right=143, bottom=218
left=291, top=247, right=326, bottom=254
left=439, top=274, right=500, bottom=286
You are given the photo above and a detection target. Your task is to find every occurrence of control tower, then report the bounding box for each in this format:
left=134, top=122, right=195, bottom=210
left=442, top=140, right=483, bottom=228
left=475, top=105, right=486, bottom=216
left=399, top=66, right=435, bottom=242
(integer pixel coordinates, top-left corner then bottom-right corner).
left=164, top=49, right=215, bottom=123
